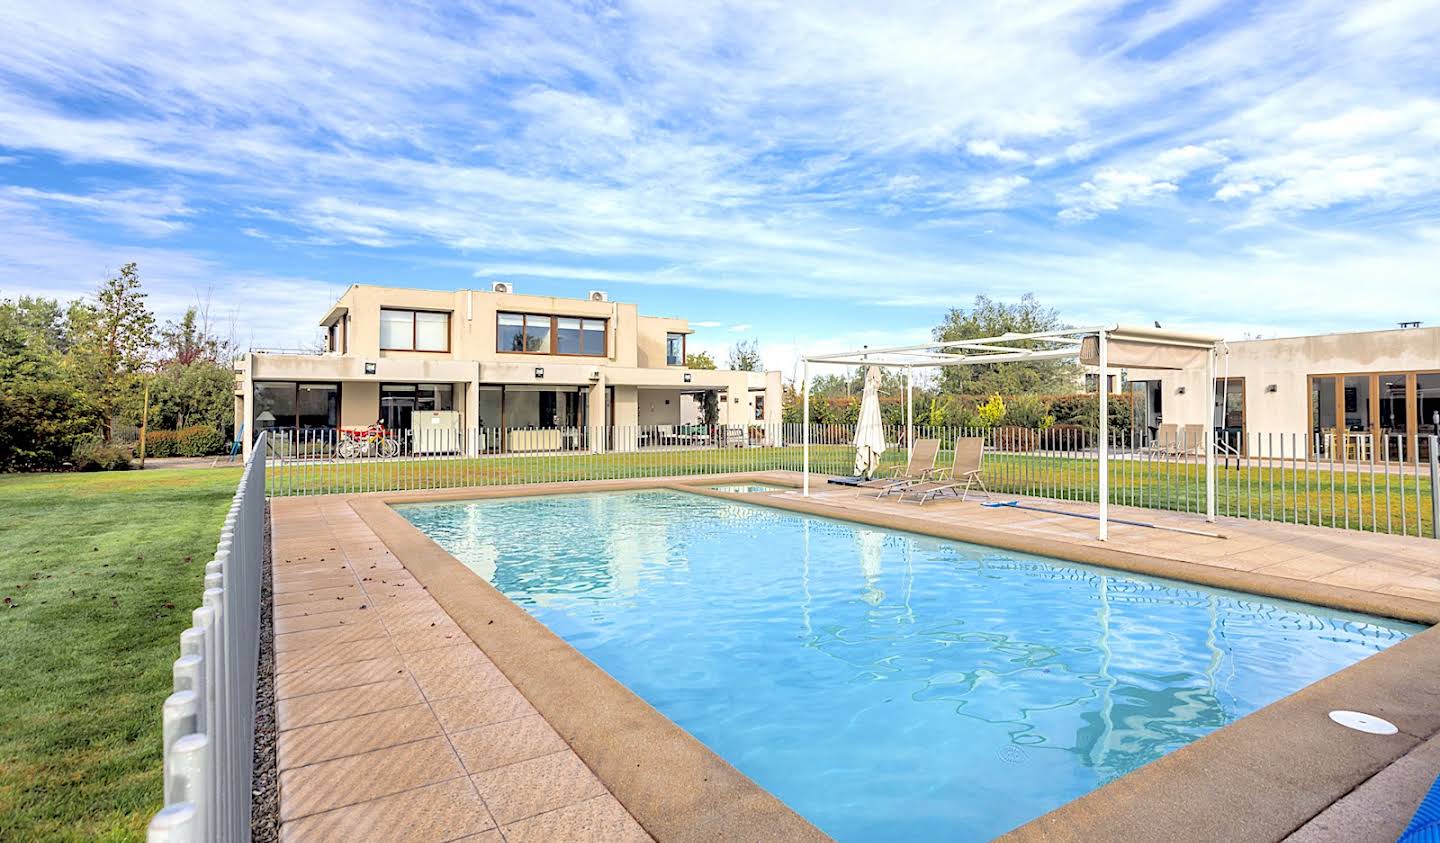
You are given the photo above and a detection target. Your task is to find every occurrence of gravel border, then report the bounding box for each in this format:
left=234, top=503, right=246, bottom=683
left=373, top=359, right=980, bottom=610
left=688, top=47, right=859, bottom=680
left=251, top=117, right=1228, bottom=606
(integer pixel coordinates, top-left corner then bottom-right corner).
left=250, top=504, right=279, bottom=843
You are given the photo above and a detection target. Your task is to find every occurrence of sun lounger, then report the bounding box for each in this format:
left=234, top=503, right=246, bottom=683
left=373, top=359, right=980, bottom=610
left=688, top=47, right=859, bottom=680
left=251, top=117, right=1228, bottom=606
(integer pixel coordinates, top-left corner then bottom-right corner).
left=853, top=438, right=941, bottom=498
left=896, top=437, right=988, bottom=504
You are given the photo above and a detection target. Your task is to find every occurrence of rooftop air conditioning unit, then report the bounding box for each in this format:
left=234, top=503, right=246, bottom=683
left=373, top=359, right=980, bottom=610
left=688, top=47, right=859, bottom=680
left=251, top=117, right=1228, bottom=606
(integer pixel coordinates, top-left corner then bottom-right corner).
left=491, top=281, right=513, bottom=294
left=588, top=290, right=608, bottom=302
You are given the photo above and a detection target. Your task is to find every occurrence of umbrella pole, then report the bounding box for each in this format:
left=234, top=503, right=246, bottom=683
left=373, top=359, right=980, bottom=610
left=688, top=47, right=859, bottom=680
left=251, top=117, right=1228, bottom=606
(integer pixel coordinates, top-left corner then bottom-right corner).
left=905, top=367, right=913, bottom=465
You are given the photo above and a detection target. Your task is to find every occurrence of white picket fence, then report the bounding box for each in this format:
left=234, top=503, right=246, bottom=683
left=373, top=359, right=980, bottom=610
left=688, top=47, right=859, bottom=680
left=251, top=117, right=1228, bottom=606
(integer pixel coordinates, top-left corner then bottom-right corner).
left=148, top=432, right=267, bottom=842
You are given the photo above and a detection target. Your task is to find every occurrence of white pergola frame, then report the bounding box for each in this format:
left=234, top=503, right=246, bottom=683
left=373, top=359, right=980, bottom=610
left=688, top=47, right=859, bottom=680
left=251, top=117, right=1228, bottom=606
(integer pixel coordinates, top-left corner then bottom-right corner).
left=800, top=326, right=1222, bottom=541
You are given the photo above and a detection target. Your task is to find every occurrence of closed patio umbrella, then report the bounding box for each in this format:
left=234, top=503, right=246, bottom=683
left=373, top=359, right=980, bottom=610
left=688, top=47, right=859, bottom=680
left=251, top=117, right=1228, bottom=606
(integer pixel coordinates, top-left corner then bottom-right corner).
left=853, top=366, right=887, bottom=478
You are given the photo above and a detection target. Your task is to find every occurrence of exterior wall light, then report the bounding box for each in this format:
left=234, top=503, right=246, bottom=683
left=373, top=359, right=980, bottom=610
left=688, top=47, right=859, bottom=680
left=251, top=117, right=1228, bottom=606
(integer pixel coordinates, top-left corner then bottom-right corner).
left=1266, top=384, right=1278, bottom=393
left=364, top=362, right=377, bottom=375
left=534, top=367, right=544, bottom=378
left=683, top=372, right=692, bottom=383
left=1176, top=386, right=1186, bottom=395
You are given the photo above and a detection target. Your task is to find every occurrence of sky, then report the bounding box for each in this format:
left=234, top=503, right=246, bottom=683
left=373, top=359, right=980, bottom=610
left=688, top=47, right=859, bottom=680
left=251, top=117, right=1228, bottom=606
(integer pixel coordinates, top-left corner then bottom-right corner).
left=1, top=0, right=1438, bottom=378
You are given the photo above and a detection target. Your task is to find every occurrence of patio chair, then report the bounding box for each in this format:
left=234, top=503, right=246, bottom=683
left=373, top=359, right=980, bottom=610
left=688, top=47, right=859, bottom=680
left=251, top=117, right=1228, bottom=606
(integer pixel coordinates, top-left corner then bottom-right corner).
left=895, top=437, right=989, bottom=504
left=1180, top=424, right=1206, bottom=454
left=1145, top=423, right=1179, bottom=454
left=854, top=438, right=941, bottom=498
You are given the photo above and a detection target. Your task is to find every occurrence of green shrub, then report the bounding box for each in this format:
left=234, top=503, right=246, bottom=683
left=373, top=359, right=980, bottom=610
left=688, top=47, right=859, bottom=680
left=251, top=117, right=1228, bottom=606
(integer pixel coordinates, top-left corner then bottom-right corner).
left=176, top=425, right=225, bottom=456
left=142, top=429, right=179, bottom=457
left=976, top=394, right=1006, bottom=429
left=72, top=436, right=132, bottom=471
left=1004, top=394, right=1054, bottom=430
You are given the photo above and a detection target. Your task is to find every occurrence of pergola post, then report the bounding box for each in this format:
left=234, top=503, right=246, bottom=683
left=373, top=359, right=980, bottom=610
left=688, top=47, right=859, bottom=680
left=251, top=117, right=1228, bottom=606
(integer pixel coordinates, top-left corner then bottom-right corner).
left=1206, top=346, right=1217, bottom=522
left=905, top=368, right=913, bottom=464
left=802, top=359, right=810, bottom=497
left=1098, top=329, right=1109, bottom=542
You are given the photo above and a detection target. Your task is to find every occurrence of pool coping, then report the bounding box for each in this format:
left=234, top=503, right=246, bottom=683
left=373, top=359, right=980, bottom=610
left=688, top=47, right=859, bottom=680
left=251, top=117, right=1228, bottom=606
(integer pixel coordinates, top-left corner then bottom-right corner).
left=347, top=474, right=1440, bottom=842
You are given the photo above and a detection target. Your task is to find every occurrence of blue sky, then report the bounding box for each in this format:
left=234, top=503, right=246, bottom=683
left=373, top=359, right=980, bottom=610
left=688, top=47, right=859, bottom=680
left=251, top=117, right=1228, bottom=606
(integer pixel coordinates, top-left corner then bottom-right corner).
left=1, top=0, right=1438, bottom=377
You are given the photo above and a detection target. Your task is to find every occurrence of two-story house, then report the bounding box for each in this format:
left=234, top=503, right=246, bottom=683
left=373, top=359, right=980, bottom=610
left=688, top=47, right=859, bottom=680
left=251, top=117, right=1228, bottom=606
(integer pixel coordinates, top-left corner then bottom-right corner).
left=234, top=283, right=784, bottom=457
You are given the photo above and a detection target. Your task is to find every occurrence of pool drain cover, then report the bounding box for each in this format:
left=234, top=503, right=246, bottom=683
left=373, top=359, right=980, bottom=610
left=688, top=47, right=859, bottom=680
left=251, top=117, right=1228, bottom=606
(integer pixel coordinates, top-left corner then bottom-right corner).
left=1329, top=710, right=1398, bottom=735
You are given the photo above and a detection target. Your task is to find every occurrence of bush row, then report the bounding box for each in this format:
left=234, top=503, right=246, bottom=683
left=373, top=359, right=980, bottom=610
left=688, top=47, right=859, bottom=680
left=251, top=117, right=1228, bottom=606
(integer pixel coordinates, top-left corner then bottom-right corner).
left=140, top=425, right=227, bottom=457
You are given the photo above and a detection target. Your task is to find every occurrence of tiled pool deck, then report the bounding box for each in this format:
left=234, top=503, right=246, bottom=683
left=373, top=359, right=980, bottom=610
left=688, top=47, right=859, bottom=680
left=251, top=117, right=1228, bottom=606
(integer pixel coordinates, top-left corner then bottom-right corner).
left=270, top=495, right=653, bottom=842
left=270, top=473, right=1440, bottom=842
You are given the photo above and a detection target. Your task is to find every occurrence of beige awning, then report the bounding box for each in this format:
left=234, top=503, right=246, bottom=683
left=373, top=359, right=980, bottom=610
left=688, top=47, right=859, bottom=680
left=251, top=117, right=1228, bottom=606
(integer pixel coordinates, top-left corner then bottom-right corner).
left=1079, top=327, right=1217, bottom=370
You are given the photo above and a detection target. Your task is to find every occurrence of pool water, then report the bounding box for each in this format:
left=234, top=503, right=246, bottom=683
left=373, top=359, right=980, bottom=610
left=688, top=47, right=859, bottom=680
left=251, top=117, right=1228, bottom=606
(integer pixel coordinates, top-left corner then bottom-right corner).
left=398, top=491, right=1418, bottom=842
left=703, top=482, right=789, bottom=493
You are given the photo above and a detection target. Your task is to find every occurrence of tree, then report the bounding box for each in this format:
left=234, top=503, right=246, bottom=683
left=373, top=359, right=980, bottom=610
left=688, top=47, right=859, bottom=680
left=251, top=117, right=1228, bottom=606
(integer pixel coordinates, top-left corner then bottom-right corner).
left=160, top=306, right=227, bottom=366
left=685, top=351, right=717, bottom=370
left=726, top=339, right=763, bottom=372
left=932, top=293, right=1078, bottom=395
left=69, top=263, right=156, bottom=440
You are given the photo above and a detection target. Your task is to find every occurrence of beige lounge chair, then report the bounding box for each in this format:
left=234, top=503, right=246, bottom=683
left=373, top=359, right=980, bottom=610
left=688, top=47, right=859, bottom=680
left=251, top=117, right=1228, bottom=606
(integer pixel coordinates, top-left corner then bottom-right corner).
left=1180, top=424, right=1206, bottom=455
left=854, top=438, right=940, bottom=498
left=896, top=437, right=988, bottom=504
left=1145, top=423, right=1179, bottom=453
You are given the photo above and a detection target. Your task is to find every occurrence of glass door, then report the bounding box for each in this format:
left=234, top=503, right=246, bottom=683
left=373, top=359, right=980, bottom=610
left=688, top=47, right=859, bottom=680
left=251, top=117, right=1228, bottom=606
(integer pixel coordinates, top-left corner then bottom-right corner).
left=1213, top=378, right=1244, bottom=454
left=1418, top=373, right=1440, bottom=462
left=1377, top=373, right=1409, bottom=461
left=1310, top=376, right=1338, bottom=459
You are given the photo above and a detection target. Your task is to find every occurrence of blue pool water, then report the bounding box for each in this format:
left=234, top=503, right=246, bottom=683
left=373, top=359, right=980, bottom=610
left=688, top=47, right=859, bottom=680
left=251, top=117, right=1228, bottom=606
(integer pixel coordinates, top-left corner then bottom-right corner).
left=703, top=482, right=789, bottom=493
left=398, top=491, right=1419, bottom=841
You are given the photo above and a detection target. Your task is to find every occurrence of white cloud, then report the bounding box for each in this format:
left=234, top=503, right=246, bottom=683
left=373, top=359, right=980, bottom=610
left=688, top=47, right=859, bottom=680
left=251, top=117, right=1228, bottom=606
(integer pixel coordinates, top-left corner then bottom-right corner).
left=1059, top=144, right=1228, bottom=220
left=727, top=323, right=753, bottom=332
left=3, top=185, right=192, bottom=236
left=965, top=139, right=1028, bottom=163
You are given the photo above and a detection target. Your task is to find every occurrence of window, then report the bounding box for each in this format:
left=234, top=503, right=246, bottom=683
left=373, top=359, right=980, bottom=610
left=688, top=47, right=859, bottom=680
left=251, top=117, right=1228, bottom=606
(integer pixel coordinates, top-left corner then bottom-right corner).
left=754, top=395, right=765, bottom=420
left=555, top=317, right=606, bottom=355
left=666, top=332, right=685, bottom=366
left=253, top=382, right=339, bottom=430
left=498, top=312, right=606, bottom=355
left=380, top=309, right=450, bottom=351
left=327, top=323, right=339, bottom=352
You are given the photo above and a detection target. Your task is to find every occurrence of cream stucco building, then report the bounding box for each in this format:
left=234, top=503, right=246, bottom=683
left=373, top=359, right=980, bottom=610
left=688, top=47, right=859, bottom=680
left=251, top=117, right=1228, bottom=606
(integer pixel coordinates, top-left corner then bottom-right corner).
left=1116, top=325, right=1440, bottom=460
left=234, top=284, right=783, bottom=457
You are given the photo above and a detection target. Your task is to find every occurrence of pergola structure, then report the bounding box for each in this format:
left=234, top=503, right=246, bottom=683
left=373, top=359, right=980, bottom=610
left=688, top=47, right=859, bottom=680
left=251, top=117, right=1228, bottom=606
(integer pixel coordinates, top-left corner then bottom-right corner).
left=801, top=325, right=1223, bottom=540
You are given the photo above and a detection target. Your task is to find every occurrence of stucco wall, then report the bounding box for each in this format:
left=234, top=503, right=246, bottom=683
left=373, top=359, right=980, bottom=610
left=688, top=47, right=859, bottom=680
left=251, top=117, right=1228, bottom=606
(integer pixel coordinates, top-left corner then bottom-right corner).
left=1124, top=326, right=1440, bottom=455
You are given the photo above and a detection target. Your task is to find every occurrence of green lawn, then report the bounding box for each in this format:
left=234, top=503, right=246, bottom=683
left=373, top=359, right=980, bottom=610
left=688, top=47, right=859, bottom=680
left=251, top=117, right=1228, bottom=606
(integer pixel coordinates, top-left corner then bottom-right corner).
left=264, top=444, right=1435, bottom=538
left=0, top=467, right=242, bottom=842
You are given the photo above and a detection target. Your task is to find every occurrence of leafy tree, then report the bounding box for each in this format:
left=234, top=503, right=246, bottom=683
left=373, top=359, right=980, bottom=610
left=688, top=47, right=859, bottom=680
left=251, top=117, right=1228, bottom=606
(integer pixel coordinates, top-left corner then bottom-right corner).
left=68, top=263, right=156, bottom=440
left=685, top=351, right=717, bottom=370
left=726, top=339, right=763, bottom=372
left=160, top=306, right=226, bottom=366
left=933, top=294, right=1078, bottom=395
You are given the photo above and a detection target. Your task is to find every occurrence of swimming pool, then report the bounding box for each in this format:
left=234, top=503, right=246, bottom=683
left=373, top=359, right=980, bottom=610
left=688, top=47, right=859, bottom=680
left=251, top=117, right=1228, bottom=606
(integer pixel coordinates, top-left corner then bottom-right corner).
left=701, top=482, right=789, bottom=493
left=398, top=490, right=1419, bottom=841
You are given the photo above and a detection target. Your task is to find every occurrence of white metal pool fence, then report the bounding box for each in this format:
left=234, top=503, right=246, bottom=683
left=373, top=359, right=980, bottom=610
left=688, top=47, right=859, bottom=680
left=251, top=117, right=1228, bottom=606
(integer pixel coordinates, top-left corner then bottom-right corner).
left=148, top=432, right=267, bottom=842
left=263, top=424, right=1439, bottom=540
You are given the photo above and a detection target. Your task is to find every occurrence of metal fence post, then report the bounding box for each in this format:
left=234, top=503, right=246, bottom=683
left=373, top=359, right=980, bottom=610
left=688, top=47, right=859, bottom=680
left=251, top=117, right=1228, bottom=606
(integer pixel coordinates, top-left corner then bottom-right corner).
left=1430, top=435, right=1439, bottom=540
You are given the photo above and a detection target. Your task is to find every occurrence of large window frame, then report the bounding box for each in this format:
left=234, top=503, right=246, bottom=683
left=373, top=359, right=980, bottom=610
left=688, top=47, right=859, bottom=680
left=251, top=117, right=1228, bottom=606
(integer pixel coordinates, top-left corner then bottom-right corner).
left=380, top=308, right=451, bottom=352
left=1309, top=368, right=1439, bottom=461
left=495, top=312, right=608, bottom=357
left=252, top=381, right=341, bottom=430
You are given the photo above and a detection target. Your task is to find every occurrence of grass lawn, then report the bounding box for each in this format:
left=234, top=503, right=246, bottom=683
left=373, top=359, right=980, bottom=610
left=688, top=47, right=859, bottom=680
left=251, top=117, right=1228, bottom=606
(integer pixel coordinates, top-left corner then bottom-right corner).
left=0, top=467, right=242, bottom=842
left=264, top=444, right=1435, bottom=537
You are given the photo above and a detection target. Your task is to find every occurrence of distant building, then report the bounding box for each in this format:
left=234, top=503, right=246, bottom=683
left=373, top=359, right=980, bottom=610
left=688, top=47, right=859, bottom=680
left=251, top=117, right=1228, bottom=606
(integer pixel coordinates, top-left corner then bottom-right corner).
left=233, top=284, right=782, bottom=457
left=1115, top=325, right=1440, bottom=460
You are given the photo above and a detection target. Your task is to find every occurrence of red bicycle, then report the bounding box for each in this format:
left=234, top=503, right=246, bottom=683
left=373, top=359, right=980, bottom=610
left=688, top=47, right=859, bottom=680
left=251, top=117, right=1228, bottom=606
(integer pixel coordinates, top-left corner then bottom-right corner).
left=336, top=423, right=400, bottom=458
